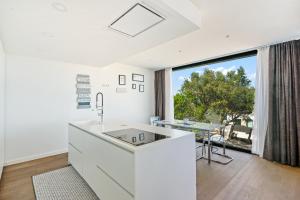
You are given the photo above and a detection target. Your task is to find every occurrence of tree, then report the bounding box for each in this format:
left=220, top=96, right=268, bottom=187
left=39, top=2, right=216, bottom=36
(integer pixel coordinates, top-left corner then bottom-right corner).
left=174, top=67, right=255, bottom=124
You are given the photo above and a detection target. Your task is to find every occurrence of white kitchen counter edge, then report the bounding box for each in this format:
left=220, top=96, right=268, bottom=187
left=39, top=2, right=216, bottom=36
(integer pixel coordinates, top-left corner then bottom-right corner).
left=68, top=120, right=194, bottom=153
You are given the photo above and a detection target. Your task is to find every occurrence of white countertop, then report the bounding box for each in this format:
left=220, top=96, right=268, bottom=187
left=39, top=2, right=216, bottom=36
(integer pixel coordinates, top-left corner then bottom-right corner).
left=69, top=120, right=194, bottom=152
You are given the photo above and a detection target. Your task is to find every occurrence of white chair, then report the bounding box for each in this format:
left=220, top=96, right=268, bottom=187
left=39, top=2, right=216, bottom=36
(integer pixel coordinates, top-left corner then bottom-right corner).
left=150, top=116, right=160, bottom=126
left=210, top=124, right=233, bottom=142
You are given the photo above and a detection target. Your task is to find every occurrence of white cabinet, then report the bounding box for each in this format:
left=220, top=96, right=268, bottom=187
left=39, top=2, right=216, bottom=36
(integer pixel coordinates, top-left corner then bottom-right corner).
left=85, top=133, right=135, bottom=194
left=68, top=144, right=84, bottom=174
left=68, top=125, right=134, bottom=200
left=68, top=126, right=85, bottom=174
left=68, top=123, right=196, bottom=200
left=69, top=126, right=85, bottom=152
left=85, top=159, right=133, bottom=200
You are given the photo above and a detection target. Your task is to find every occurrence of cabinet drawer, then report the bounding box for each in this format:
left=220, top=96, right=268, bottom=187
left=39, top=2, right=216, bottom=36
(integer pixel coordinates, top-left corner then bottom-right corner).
left=69, top=125, right=85, bottom=152
left=68, top=144, right=84, bottom=175
left=85, top=133, right=135, bottom=194
left=86, top=161, right=134, bottom=200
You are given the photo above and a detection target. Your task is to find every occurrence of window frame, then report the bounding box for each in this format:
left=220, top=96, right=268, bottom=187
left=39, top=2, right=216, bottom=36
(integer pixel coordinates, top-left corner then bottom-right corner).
left=172, top=50, right=257, bottom=71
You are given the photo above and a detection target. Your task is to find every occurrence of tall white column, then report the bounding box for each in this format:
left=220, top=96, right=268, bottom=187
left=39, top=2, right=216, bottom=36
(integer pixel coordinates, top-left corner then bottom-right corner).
left=165, top=68, right=174, bottom=121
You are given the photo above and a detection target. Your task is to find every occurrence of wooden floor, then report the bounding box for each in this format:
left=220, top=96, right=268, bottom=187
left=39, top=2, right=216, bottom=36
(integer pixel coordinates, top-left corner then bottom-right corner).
left=0, top=153, right=68, bottom=200
left=0, top=151, right=299, bottom=200
left=197, top=149, right=300, bottom=200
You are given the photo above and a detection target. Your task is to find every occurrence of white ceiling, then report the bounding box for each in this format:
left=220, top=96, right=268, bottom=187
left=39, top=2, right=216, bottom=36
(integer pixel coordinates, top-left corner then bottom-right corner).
left=123, top=0, right=300, bottom=69
left=0, top=0, right=199, bottom=67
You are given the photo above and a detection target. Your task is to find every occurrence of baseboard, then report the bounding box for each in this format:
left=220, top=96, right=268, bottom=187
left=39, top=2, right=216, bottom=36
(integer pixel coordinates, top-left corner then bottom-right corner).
left=4, top=148, right=68, bottom=166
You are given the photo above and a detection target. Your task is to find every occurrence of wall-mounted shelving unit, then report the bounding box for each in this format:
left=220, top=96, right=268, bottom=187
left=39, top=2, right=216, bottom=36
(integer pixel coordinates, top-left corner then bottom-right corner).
left=76, top=74, right=91, bottom=109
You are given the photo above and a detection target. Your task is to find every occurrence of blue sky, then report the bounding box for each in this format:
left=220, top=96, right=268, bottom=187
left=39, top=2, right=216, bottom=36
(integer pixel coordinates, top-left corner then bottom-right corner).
left=172, top=55, right=257, bottom=95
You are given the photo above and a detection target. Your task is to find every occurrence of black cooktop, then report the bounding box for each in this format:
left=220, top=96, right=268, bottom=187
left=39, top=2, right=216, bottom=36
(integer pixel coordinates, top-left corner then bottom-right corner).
left=103, top=128, right=169, bottom=146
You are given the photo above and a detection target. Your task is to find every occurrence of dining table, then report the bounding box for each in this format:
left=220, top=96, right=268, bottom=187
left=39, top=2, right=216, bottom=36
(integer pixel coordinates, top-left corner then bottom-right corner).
left=154, top=120, right=225, bottom=164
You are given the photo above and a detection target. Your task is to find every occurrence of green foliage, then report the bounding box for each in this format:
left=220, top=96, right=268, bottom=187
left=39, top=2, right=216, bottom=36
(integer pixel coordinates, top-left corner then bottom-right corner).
left=174, top=67, right=255, bottom=124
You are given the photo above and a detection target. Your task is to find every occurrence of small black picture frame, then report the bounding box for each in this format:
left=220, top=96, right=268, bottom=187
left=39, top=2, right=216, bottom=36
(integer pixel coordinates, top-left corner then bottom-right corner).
left=132, top=84, right=136, bottom=89
left=132, top=73, right=144, bottom=82
left=139, top=84, right=144, bottom=92
left=118, top=75, right=126, bottom=85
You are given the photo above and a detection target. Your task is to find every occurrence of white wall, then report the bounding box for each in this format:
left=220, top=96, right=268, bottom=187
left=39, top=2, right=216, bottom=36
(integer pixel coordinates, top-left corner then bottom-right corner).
left=5, top=55, right=154, bottom=165
left=0, top=40, right=5, bottom=177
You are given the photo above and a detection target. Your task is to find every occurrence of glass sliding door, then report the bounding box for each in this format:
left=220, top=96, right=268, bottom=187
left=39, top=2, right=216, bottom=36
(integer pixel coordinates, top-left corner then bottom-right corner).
left=172, top=53, right=257, bottom=152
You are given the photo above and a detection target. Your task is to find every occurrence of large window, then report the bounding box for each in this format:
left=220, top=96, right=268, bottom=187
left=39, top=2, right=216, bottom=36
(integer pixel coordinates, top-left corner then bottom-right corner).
left=172, top=52, right=257, bottom=152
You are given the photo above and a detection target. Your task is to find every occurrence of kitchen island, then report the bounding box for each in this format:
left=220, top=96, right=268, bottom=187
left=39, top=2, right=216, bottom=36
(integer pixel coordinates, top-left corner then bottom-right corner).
left=68, top=120, right=196, bottom=200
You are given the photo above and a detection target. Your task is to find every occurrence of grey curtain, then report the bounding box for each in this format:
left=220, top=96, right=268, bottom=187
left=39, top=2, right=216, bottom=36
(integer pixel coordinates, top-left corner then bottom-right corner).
left=155, top=69, right=165, bottom=120
left=263, top=40, right=300, bottom=166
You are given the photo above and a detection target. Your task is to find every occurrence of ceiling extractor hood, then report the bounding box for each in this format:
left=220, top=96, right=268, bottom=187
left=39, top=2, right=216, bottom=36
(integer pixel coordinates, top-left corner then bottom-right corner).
left=109, top=3, right=165, bottom=37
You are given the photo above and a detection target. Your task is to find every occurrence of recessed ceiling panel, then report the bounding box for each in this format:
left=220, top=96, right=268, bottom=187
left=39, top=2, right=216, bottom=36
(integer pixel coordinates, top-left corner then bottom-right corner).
left=109, top=3, right=164, bottom=37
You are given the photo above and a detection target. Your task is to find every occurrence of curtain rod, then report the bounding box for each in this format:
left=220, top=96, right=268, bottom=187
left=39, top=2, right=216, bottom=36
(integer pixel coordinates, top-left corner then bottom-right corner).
left=169, top=34, right=300, bottom=70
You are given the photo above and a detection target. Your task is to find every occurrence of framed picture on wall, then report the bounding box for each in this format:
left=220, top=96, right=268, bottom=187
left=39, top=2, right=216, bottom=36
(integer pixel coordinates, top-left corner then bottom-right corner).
left=132, top=84, right=136, bottom=89
left=139, top=84, right=144, bottom=92
left=132, top=73, right=144, bottom=82
left=118, top=75, right=126, bottom=85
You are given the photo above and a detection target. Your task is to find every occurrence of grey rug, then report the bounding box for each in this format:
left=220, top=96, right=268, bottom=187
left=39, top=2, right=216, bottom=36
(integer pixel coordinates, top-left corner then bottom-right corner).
left=32, top=166, right=99, bottom=200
